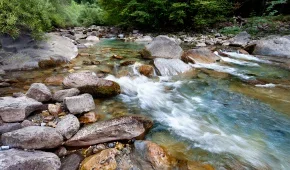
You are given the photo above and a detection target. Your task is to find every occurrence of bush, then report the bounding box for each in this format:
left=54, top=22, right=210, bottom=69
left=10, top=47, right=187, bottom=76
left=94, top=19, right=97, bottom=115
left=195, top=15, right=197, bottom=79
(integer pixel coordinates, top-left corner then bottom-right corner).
left=220, top=26, right=242, bottom=35
left=78, top=3, right=106, bottom=26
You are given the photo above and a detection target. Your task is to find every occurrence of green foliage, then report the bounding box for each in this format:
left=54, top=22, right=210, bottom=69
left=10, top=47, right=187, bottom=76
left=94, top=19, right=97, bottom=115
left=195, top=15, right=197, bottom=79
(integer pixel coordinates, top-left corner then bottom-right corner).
left=220, top=26, right=242, bottom=35
left=266, top=0, right=287, bottom=16
left=78, top=3, right=106, bottom=26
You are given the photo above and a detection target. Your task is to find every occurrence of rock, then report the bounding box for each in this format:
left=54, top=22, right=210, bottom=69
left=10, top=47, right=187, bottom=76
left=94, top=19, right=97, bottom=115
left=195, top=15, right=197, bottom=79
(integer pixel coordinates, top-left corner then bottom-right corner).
left=186, top=161, right=215, bottom=170
left=196, top=42, right=207, bottom=47
left=133, top=140, right=173, bottom=170
left=21, top=120, right=37, bottom=127
left=112, top=54, right=123, bottom=59
left=121, top=60, right=136, bottom=66
left=154, top=58, right=192, bottom=76
left=64, top=94, right=95, bottom=114
left=141, top=35, right=183, bottom=59
left=0, top=149, right=61, bottom=170
left=38, top=56, right=68, bottom=69
left=63, top=72, right=121, bottom=98
left=251, top=35, right=290, bottom=58
left=139, top=65, right=154, bottom=77
left=12, top=92, right=25, bottom=97
left=43, top=115, right=55, bottom=122
left=230, top=31, right=251, bottom=47
left=55, top=146, right=68, bottom=157
left=60, top=153, right=84, bottom=170
left=26, top=83, right=52, bottom=102
left=79, top=112, right=100, bottom=124
left=44, top=75, right=64, bottom=86
left=181, top=48, right=220, bottom=64
left=86, top=36, right=99, bottom=42
left=0, top=82, right=10, bottom=87
left=65, top=115, right=153, bottom=147
left=48, top=103, right=62, bottom=116
left=1, top=126, right=63, bottom=149
left=53, top=88, right=80, bottom=102
left=56, top=114, right=80, bottom=140
left=0, top=123, right=21, bottom=135
left=0, top=69, right=5, bottom=76
left=79, top=148, right=119, bottom=170
left=135, top=36, right=153, bottom=43
left=0, top=96, right=43, bottom=122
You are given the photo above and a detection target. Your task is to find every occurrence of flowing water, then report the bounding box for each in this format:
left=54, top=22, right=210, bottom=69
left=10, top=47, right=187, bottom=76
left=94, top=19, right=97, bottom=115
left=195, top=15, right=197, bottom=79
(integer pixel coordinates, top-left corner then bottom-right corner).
left=1, top=39, right=290, bottom=169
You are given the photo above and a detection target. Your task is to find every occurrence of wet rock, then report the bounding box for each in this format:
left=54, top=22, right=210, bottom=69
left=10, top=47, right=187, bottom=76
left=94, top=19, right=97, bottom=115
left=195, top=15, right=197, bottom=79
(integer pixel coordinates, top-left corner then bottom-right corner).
left=48, top=103, right=62, bottom=116
left=79, top=148, right=119, bottom=170
left=0, top=123, right=21, bottom=135
left=79, top=111, right=100, bottom=124
left=186, top=161, right=215, bottom=170
left=139, top=65, right=154, bottom=77
left=230, top=31, right=251, bottom=47
left=112, top=54, right=123, bottom=59
left=86, top=36, right=99, bottom=42
left=65, top=115, right=153, bottom=147
left=21, top=120, right=37, bottom=127
left=60, top=153, right=84, bottom=170
left=53, top=88, right=80, bottom=102
left=182, top=48, right=220, bottom=64
left=120, top=60, right=136, bottom=66
left=251, top=35, right=290, bottom=58
left=38, top=56, right=68, bottom=69
left=154, top=58, right=192, bottom=76
left=141, top=35, right=183, bottom=59
left=0, top=149, right=61, bottom=170
left=56, top=114, right=80, bottom=140
left=44, top=75, right=64, bottom=86
left=1, top=126, right=63, bottom=149
left=26, top=83, right=52, bottom=102
left=64, top=94, right=95, bottom=114
left=133, top=140, right=173, bottom=170
left=63, top=72, right=121, bottom=98
left=0, top=96, right=43, bottom=122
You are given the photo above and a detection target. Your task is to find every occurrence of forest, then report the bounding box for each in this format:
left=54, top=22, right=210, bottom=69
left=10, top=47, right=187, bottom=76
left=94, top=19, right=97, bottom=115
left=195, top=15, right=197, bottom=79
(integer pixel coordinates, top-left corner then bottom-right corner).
left=0, top=0, right=289, bottom=38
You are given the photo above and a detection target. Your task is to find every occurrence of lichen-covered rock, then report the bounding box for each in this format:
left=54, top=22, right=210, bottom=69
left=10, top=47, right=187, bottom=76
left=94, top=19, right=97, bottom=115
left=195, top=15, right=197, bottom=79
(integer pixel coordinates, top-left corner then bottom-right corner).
left=26, top=83, right=52, bottom=102
left=64, top=94, right=95, bottom=114
left=63, top=72, right=121, bottom=98
left=0, top=96, right=43, bottom=122
left=53, top=88, right=80, bottom=102
left=1, top=126, right=63, bottom=149
left=65, top=115, right=153, bottom=147
left=56, top=114, right=80, bottom=140
left=0, top=149, right=61, bottom=170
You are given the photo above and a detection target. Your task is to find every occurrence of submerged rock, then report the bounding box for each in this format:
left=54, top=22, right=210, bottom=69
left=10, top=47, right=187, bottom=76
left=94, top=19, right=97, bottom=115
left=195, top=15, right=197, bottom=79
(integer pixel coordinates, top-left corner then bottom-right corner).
left=0, top=96, right=43, bottom=122
left=56, top=114, right=80, bottom=140
left=139, top=65, right=154, bottom=77
left=26, top=83, right=52, bottom=102
left=181, top=48, right=220, bottom=64
left=141, top=35, right=183, bottom=59
left=0, top=149, right=61, bottom=170
left=63, top=72, right=121, bottom=98
left=53, top=88, right=80, bottom=102
left=64, top=94, right=95, bottom=114
left=65, top=115, right=153, bottom=147
left=154, top=58, right=192, bottom=76
left=79, top=111, right=100, bottom=124
left=1, top=126, right=63, bottom=149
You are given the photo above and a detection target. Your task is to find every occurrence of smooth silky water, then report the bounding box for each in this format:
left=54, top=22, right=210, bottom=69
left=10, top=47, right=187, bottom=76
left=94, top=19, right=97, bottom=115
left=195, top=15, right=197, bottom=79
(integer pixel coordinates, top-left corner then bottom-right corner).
left=1, top=39, right=290, bottom=169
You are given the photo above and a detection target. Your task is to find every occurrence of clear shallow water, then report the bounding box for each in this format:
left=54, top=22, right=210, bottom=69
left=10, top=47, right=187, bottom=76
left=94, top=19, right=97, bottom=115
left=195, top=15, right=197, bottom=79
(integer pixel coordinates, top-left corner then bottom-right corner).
left=2, top=39, right=290, bottom=169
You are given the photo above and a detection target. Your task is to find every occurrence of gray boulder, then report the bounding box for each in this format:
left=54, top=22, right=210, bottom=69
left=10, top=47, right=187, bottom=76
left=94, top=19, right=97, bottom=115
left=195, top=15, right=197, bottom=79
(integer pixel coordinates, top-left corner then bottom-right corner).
left=154, top=58, right=192, bottom=76
left=1, top=126, right=63, bottom=149
left=0, top=96, right=43, bottom=122
left=26, top=83, right=52, bottom=102
left=140, top=35, right=183, bottom=59
left=0, top=123, right=21, bottom=135
left=0, top=149, right=61, bottom=170
left=64, top=94, right=95, bottom=114
left=63, top=72, right=121, bottom=98
left=65, top=115, right=153, bottom=147
left=53, top=88, right=80, bottom=102
left=56, top=114, right=80, bottom=140
left=230, top=31, right=251, bottom=47
left=251, top=35, right=290, bottom=58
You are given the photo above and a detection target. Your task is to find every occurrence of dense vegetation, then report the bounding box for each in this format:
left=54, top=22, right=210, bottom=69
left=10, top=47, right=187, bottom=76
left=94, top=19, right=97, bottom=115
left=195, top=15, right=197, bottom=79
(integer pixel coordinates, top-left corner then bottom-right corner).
left=0, top=0, right=289, bottom=37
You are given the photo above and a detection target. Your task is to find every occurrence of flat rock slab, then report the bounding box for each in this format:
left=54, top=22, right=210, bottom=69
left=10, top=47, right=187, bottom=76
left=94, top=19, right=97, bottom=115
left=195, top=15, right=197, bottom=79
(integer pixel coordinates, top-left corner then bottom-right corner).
left=0, top=96, right=43, bottom=122
left=65, top=115, right=153, bottom=147
left=154, top=58, right=192, bottom=76
left=1, top=126, right=63, bottom=149
left=64, top=94, right=95, bottom=114
left=0, top=149, right=61, bottom=170
left=53, top=88, right=80, bottom=102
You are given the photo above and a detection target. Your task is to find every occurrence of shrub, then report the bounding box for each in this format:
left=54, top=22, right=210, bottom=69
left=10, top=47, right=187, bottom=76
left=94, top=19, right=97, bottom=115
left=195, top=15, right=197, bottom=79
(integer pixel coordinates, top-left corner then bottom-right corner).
left=78, top=3, right=106, bottom=26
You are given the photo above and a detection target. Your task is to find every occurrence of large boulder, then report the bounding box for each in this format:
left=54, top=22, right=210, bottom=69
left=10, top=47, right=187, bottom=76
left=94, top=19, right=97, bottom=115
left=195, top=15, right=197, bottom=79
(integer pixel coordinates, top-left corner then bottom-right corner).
left=181, top=48, right=220, bottom=64
left=0, top=149, right=61, bottom=170
left=63, top=72, right=121, bottom=98
left=251, top=35, right=290, bottom=58
left=154, top=58, right=192, bottom=76
left=56, top=114, right=80, bottom=140
left=65, top=115, right=153, bottom=147
left=64, top=94, right=95, bottom=114
left=230, top=31, right=251, bottom=47
left=0, top=96, right=43, bottom=122
left=26, top=83, right=52, bottom=102
left=0, top=33, right=78, bottom=71
left=140, top=35, right=183, bottom=59
left=53, top=88, right=80, bottom=102
left=1, top=126, right=63, bottom=149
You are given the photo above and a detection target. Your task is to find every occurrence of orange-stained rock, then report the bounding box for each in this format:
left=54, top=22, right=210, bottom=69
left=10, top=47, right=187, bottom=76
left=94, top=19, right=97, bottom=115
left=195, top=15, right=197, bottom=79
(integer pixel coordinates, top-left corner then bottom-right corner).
left=182, top=48, right=220, bottom=64
left=44, top=75, right=64, bottom=86
left=186, top=161, right=215, bottom=170
left=139, top=65, right=154, bottom=77
left=79, top=112, right=100, bottom=124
